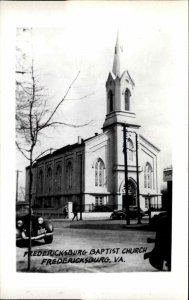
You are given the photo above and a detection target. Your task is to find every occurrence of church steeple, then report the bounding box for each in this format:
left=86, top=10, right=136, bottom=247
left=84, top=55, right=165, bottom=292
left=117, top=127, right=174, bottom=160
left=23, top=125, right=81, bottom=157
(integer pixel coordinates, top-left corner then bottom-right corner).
left=112, top=31, right=123, bottom=77
left=103, top=33, right=139, bottom=131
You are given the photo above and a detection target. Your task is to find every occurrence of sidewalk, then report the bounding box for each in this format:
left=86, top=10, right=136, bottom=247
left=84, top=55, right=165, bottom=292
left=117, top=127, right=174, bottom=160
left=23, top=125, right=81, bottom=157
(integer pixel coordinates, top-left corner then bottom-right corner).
left=51, top=218, right=155, bottom=231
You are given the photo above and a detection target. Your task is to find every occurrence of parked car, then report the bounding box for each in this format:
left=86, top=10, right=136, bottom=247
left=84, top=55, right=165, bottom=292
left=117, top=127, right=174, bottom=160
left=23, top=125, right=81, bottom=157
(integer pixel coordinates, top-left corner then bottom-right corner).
left=110, top=207, right=145, bottom=220
left=149, top=211, right=168, bottom=229
left=144, top=211, right=171, bottom=270
left=16, top=202, right=54, bottom=244
left=110, top=210, right=126, bottom=220
left=129, top=206, right=146, bottom=219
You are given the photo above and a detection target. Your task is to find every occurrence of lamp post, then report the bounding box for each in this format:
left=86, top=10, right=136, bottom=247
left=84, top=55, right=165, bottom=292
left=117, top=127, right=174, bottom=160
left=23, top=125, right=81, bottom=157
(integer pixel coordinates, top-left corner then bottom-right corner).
left=148, top=193, right=151, bottom=222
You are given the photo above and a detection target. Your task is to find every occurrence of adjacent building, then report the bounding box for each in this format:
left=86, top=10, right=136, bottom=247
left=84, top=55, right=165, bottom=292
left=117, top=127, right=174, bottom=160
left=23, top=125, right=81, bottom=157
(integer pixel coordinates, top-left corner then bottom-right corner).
left=162, top=166, right=172, bottom=212
left=26, top=33, right=162, bottom=215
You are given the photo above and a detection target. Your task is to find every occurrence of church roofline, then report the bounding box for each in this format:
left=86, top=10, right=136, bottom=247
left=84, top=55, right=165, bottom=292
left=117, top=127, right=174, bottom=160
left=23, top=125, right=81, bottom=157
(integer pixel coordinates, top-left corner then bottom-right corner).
left=106, top=71, right=116, bottom=85
left=84, top=132, right=104, bottom=143
left=139, top=134, right=160, bottom=152
left=106, top=70, right=135, bottom=90
left=110, top=71, right=116, bottom=80
left=52, top=143, right=84, bottom=155
left=28, top=132, right=106, bottom=166
left=163, top=165, right=172, bottom=171
left=32, top=142, right=84, bottom=164
left=120, top=70, right=135, bottom=87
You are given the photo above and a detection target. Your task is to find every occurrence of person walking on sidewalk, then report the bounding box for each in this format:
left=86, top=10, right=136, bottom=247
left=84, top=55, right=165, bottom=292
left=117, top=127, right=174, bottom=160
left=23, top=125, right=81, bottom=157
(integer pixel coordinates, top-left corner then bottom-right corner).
left=72, top=202, right=79, bottom=221
left=63, top=206, right=68, bottom=219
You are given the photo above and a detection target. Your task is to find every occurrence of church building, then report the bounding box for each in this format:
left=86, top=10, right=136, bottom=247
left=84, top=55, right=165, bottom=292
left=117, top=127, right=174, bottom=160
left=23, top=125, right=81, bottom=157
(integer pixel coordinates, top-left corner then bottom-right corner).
left=26, top=33, right=162, bottom=215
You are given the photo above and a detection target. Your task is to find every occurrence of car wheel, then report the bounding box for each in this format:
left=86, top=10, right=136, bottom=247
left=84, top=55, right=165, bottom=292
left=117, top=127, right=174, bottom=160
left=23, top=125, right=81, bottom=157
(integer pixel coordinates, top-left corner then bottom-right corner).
left=44, top=235, right=53, bottom=244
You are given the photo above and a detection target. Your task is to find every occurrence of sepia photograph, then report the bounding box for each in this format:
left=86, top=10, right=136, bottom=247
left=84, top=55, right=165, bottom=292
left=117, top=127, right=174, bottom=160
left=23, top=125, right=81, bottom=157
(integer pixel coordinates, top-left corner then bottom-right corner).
left=1, top=1, right=188, bottom=299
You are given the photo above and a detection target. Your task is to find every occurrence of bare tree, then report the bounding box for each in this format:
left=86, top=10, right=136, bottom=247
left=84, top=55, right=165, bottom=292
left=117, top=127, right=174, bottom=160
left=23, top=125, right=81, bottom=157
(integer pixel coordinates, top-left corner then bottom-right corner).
left=16, top=28, right=91, bottom=271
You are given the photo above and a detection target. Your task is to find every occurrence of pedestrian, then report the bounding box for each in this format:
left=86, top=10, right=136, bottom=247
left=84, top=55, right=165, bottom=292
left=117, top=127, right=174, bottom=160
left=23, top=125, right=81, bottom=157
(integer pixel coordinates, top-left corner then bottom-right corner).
left=63, top=206, right=68, bottom=219
left=72, top=203, right=79, bottom=221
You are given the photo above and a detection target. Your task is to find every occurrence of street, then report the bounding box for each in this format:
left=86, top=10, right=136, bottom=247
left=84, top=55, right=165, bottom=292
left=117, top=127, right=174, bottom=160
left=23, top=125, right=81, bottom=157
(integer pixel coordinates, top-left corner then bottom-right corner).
left=16, top=219, right=157, bottom=272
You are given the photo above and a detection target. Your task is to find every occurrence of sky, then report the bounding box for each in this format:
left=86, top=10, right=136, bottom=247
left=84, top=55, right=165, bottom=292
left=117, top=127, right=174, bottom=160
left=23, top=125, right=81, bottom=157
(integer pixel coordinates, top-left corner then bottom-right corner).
left=11, top=2, right=188, bottom=193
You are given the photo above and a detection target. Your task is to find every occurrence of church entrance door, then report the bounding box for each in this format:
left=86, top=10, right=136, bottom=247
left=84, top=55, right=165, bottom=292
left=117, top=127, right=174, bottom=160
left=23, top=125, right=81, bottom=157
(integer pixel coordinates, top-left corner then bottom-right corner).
left=122, top=180, right=137, bottom=210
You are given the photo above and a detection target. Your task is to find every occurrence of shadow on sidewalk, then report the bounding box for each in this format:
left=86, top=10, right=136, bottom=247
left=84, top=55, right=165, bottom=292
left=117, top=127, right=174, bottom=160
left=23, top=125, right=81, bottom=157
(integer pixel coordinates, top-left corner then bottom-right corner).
left=67, top=221, right=156, bottom=231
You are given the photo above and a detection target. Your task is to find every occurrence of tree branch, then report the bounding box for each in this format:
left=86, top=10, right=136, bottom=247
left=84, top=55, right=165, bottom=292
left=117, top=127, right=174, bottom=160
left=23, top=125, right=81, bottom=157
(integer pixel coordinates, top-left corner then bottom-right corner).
left=65, top=92, right=95, bottom=101
left=16, top=141, right=30, bottom=160
left=18, top=83, right=33, bottom=96
left=40, top=120, right=92, bottom=129
left=33, top=148, right=57, bottom=163
left=40, top=71, right=80, bottom=129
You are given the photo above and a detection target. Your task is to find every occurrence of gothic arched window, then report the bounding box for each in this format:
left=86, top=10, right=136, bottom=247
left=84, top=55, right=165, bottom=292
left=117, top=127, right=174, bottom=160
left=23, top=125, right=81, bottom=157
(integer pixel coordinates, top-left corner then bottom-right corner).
left=125, top=88, right=131, bottom=111
left=47, top=166, right=52, bottom=193
left=55, top=164, right=62, bottom=191
left=108, top=90, right=113, bottom=113
left=95, top=158, right=105, bottom=187
left=144, top=162, right=152, bottom=189
left=128, top=139, right=134, bottom=161
left=66, top=161, right=73, bottom=189
left=38, top=169, right=43, bottom=193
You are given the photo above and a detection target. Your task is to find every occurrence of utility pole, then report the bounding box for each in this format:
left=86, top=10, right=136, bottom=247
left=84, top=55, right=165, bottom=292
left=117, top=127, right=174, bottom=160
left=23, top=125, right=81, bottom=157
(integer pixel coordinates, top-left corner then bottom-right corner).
left=135, top=133, right=141, bottom=224
left=16, top=170, right=22, bottom=202
left=123, top=124, right=130, bottom=225
left=148, top=193, right=151, bottom=222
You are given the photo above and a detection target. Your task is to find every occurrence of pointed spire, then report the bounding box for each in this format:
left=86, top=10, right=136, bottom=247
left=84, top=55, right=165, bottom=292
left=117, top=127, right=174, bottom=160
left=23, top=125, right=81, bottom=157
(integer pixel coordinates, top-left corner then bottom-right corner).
left=112, top=31, right=123, bottom=77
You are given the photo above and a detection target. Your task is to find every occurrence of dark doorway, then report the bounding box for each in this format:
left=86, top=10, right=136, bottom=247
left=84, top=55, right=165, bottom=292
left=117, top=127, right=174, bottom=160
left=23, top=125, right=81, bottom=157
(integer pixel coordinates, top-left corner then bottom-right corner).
left=122, top=195, right=134, bottom=210
left=122, top=180, right=137, bottom=209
